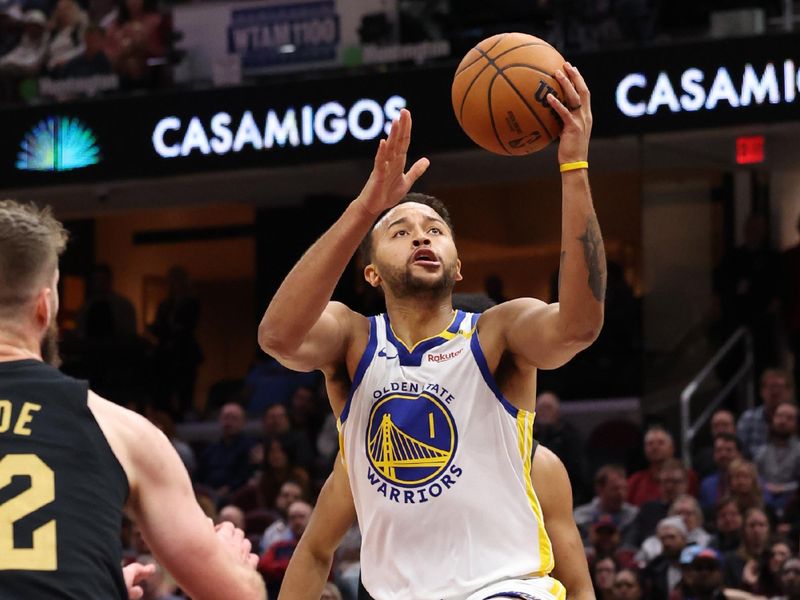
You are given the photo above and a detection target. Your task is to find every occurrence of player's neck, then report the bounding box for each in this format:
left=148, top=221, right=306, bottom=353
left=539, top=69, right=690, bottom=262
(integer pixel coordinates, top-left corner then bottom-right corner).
left=385, top=298, right=455, bottom=348
left=0, top=333, right=42, bottom=362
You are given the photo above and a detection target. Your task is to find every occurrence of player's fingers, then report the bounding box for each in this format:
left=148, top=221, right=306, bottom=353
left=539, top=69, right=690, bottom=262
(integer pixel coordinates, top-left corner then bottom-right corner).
left=546, top=94, right=578, bottom=126
left=397, top=109, right=412, bottom=153
left=405, top=157, right=430, bottom=184
left=565, top=62, right=590, bottom=106
left=374, top=139, right=387, bottom=169
left=248, top=553, right=259, bottom=569
left=554, top=68, right=580, bottom=111
left=128, top=586, right=144, bottom=600
left=133, top=564, right=156, bottom=583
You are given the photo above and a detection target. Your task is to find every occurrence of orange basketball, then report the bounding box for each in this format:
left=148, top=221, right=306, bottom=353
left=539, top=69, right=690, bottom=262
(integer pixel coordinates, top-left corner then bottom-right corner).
left=451, top=33, right=567, bottom=156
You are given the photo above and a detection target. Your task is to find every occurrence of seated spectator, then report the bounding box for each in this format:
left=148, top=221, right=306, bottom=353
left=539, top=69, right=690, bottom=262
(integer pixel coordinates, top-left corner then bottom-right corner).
left=628, top=426, right=699, bottom=506
left=534, top=391, right=589, bottom=503
left=612, top=568, right=644, bottom=600
left=260, top=403, right=315, bottom=471
left=0, top=9, right=48, bottom=76
left=631, top=459, right=690, bottom=546
left=255, top=436, right=310, bottom=510
left=217, top=504, right=246, bottom=531
left=726, top=459, right=768, bottom=517
left=722, top=507, right=771, bottom=589
left=638, top=494, right=712, bottom=564
left=104, top=0, right=165, bottom=86
left=321, top=583, right=343, bottom=600
left=288, top=384, right=325, bottom=462
left=694, top=409, right=738, bottom=477
left=258, top=500, right=313, bottom=598
left=642, top=516, right=689, bottom=600
left=700, top=433, right=743, bottom=514
left=671, top=546, right=726, bottom=600
left=585, top=514, right=637, bottom=570
left=777, top=557, right=800, bottom=600
left=592, top=556, right=617, bottom=600
left=195, top=402, right=257, bottom=503
left=574, top=464, right=638, bottom=545
left=739, top=538, right=792, bottom=597
left=316, top=410, right=340, bottom=475
left=737, top=368, right=795, bottom=458
left=258, top=480, right=304, bottom=553
left=333, top=523, right=361, bottom=600
left=754, top=402, right=800, bottom=515
left=45, top=0, right=88, bottom=74
left=59, top=23, right=112, bottom=77
left=709, top=497, right=743, bottom=554
left=243, top=349, right=317, bottom=417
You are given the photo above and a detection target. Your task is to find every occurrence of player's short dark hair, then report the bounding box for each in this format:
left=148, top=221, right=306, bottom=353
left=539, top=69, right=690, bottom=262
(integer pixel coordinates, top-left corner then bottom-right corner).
left=358, top=193, right=454, bottom=264
left=0, top=200, right=67, bottom=315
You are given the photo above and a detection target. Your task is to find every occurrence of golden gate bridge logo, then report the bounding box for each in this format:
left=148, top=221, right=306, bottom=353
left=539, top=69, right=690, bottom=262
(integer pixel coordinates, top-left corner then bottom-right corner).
left=366, top=392, right=456, bottom=487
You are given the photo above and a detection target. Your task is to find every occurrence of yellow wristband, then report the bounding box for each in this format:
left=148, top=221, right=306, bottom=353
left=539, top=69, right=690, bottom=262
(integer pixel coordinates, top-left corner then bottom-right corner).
left=559, top=160, right=589, bottom=173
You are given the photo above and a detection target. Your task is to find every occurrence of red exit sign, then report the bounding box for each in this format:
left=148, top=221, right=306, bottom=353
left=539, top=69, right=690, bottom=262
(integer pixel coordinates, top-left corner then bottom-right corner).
left=736, top=135, right=765, bottom=164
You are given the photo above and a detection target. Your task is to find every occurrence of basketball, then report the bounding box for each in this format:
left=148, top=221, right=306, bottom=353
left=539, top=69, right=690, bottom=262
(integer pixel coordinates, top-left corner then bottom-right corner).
left=451, top=33, right=567, bottom=156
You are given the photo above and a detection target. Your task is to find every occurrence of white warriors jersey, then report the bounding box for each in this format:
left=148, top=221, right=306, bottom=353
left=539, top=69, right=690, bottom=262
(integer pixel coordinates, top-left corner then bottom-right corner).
left=338, top=310, right=554, bottom=600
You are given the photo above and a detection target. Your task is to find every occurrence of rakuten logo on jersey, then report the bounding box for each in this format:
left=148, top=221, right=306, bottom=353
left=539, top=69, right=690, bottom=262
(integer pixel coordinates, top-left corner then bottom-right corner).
left=427, top=349, right=463, bottom=363
left=152, top=95, right=406, bottom=158
left=615, top=60, right=799, bottom=118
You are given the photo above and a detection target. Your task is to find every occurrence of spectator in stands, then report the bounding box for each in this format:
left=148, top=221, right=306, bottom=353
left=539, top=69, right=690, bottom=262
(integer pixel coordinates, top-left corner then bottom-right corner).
left=726, top=459, right=767, bottom=516
left=260, top=402, right=314, bottom=471
left=148, top=409, right=196, bottom=475
left=60, top=23, right=113, bottom=77
left=754, top=402, right=800, bottom=514
left=776, top=557, right=800, bottom=600
left=258, top=480, right=304, bottom=553
left=585, top=514, right=637, bottom=569
left=195, top=402, right=256, bottom=503
left=258, top=500, right=312, bottom=598
left=722, top=507, right=771, bottom=588
left=671, top=546, right=726, bottom=600
left=534, top=391, right=589, bottom=503
left=316, top=409, right=340, bottom=475
left=321, top=583, right=343, bottom=600
left=149, top=265, right=202, bottom=420
left=592, top=556, right=618, bottom=600
left=76, top=263, right=137, bottom=341
left=288, top=384, right=324, bottom=462
left=574, top=464, right=638, bottom=545
left=45, top=0, right=88, bottom=74
left=104, top=0, right=165, bottom=86
left=333, top=522, right=361, bottom=600
left=639, top=494, right=712, bottom=564
left=642, top=516, right=689, bottom=600
left=700, top=433, right=743, bottom=514
left=737, top=368, right=795, bottom=458
left=631, top=459, right=690, bottom=546
left=709, top=497, right=743, bottom=553
left=243, top=349, right=317, bottom=417
left=739, top=538, right=792, bottom=597
left=254, top=436, right=310, bottom=511
left=713, top=213, right=781, bottom=376
left=0, top=9, right=48, bottom=76
left=217, top=504, right=246, bottom=531
left=628, top=426, right=699, bottom=506
left=695, top=409, right=738, bottom=477
left=612, top=568, right=643, bottom=600
left=782, top=214, right=800, bottom=397
left=0, top=2, right=23, bottom=57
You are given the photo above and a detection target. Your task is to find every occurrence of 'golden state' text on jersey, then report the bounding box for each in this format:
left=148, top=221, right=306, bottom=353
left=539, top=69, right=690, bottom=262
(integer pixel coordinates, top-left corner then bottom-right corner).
left=339, top=310, right=554, bottom=600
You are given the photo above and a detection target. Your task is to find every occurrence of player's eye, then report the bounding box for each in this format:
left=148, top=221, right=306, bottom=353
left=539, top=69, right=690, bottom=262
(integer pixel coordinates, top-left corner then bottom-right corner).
left=429, top=227, right=442, bottom=235
left=393, top=230, right=407, bottom=237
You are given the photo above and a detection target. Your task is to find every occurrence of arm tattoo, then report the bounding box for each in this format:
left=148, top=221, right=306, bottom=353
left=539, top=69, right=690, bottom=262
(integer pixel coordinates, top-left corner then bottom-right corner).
left=577, top=214, right=606, bottom=302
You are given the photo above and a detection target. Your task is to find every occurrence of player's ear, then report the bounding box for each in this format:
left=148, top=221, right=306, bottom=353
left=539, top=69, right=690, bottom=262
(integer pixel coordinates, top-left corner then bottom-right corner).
left=34, top=287, right=52, bottom=329
left=364, top=263, right=381, bottom=288
left=454, top=258, right=463, bottom=282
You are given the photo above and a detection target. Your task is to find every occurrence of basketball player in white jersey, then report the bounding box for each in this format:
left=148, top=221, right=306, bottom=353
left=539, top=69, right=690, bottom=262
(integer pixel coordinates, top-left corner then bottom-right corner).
left=259, top=63, right=603, bottom=599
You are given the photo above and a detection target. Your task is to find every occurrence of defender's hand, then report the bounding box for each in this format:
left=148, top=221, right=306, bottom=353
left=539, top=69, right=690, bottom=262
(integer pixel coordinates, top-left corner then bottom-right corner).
left=123, top=561, right=156, bottom=600
left=356, top=108, right=430, bottom=216
left=547, top=62, right=592, bottom=165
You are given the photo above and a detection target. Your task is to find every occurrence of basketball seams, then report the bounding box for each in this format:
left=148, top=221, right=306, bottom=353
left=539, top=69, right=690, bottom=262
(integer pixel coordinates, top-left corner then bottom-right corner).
left=487, top=73, right=512, bottom=155
left=473, top=46, right=555, bottom=142
left=454, top=34, right=506, bottom=77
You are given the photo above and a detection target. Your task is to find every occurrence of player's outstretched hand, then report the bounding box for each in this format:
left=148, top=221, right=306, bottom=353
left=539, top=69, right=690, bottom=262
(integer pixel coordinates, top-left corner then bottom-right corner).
left=122, top=561, right=156, bottom=600
left=547, top=62, right=592, bottom=166
left=215, top=521, right=258, bottom=569
left=356, top=108, right=430, bottom=216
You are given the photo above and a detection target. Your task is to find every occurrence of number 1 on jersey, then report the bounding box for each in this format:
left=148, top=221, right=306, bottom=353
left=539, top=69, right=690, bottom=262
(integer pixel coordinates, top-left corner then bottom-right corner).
left=428, top=411, right=435, bottom=438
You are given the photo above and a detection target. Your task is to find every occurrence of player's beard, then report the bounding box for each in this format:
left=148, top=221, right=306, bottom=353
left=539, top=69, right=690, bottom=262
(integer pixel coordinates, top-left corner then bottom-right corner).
left=40, top=319, right=61, bottom=367
left=380, top=257, right=459, bottom=300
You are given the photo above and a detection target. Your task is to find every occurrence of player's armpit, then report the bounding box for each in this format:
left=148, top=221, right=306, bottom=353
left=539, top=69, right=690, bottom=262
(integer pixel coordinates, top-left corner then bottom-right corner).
left=532, top=446, right=594, bottom=600
left=260, top=301, right=361, bottom=373
left=279, top=454, right=356, bottom=600
left=484, top=298, right=593, bottom=370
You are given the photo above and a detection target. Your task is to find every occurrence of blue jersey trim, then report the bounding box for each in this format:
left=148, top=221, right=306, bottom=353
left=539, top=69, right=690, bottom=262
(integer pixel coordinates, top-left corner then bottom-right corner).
left=383, top=310, right=467, bottom=367
left=340, top=316, right=377, bottom=424
left=469, top=328, right=518, bottom=417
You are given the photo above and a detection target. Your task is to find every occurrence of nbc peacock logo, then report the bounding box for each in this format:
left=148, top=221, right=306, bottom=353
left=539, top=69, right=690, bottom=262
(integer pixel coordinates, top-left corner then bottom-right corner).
left=16, top=116, right=100, bottom=172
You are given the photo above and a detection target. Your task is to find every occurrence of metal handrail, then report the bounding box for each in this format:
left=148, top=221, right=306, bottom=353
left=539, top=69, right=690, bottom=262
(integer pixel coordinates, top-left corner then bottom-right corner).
left=680, top=327, right=755, bottom=468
